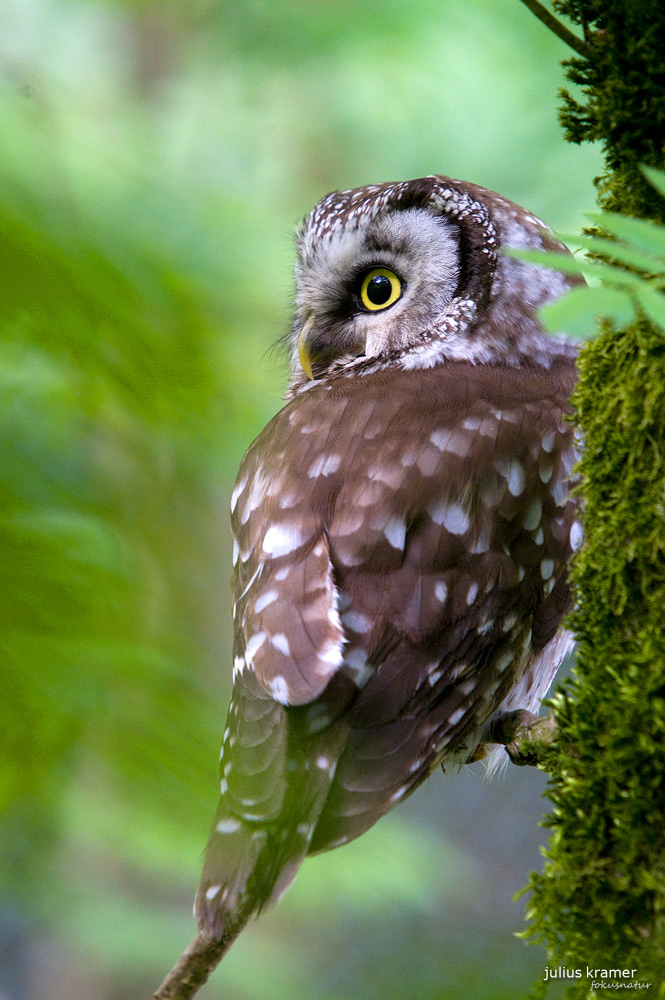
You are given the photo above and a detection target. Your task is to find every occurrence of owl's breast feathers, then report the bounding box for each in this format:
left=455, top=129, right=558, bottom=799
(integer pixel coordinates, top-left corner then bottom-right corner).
left=197, top=356, right=578, bottom=932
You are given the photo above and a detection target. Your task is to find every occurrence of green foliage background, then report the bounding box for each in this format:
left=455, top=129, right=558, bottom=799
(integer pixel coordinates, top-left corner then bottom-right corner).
left=0, top=2, right=602, bottom=998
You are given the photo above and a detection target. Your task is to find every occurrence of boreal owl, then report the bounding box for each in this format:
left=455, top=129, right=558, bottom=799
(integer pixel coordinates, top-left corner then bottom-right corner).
left=182, top=176, right=581, bottom=982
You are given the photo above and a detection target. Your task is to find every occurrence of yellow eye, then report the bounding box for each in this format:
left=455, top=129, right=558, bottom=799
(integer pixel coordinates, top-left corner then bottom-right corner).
left=359, top=268, right=402, bottom=311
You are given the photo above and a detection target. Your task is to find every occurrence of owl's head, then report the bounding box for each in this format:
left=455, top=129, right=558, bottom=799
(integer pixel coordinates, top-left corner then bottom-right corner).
left=288, top=175, right=578, bottom=391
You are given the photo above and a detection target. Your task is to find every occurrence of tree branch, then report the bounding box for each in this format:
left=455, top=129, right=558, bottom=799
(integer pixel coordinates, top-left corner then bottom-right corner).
left=153, top=931, right=231, bottom=1000
left=487, top=709, right=558, bottom=767
left=518, top=0, right=589, bottom=57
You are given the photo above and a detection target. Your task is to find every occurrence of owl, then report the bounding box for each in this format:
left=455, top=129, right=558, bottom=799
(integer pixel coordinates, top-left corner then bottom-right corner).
left=196, top=176, right=580, bottom=963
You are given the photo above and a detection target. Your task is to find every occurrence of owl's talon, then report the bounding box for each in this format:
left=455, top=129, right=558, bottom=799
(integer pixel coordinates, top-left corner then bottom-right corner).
left=487, top=710, right=558, bottom=766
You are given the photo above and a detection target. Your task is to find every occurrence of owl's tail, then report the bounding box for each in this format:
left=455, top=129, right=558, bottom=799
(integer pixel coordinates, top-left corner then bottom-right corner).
left=154, top=812, right=311, bottom=999
left=193, top=808, right=312, bottom=945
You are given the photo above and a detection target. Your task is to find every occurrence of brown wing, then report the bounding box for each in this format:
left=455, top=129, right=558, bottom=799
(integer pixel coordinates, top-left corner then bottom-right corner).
left=197, top=357, right=577, bottom=929
left=306, top=360, right=578, bottom=850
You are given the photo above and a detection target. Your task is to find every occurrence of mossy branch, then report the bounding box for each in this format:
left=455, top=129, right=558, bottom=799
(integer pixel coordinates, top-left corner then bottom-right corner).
left=518, top=0, right=665, bottom=992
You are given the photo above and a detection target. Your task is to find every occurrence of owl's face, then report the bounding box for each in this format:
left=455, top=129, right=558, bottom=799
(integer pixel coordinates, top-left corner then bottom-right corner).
left=294, top=206, right=459, bottom=375
left=289, top=175, right=576, bottom=389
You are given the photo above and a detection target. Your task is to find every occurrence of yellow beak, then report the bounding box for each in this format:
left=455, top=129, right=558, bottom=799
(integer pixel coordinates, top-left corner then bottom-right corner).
left=297, top=315, right=317, bottom=380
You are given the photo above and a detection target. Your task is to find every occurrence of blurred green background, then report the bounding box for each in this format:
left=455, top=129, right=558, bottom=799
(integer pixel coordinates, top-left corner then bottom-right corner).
left=0, top=1, right=600, bottom=998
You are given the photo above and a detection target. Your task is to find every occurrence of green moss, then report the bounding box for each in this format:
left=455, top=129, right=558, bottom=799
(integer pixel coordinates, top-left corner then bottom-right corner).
left=527, top=325, right=665, bottom=990
left=524, top=3, right=665, bottom=994
left=554, top=0, right=665, bottom=222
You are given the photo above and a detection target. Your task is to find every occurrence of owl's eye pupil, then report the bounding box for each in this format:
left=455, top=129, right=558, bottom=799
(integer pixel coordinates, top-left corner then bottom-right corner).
left=359, top=267, right=402, bottom=312
left=366, top=275, right=392, bottom=305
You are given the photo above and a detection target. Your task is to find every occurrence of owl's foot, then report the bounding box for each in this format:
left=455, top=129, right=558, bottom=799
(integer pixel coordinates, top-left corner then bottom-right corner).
left=486, top=709, right=557, bottom=767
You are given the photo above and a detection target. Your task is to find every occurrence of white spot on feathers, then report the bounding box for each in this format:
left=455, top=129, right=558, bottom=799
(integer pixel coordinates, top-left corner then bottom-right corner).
left=540, top=559, right=555, bottom=580
left=457, top=678, right=476, bottom=696
left=242, top=468, right=276, bottom=523
left=328, top=606, right=342, bottom=628
left=337, top=547, right=364, bottom=567
left=205, top=884, right=222, bottom=901
left=541, top=430, right=556, bottom=453
left=235, top=564, right=262, bottom=604
left=269, top=675, right=290, bottom=703
left=245, top=632, right=267, bottom=662
left=319, top=638, right=345, bottom=666
left=216, top=818, right=241, bottom=834
left=551, top=479, right=568, bottom=507
left=389, top=783, right=410, bottom=802
left=448, top=707, right=466, bottom=726
left=271, top=633, right=290, bottom=656
left=429, top=428, right=450, bottom=450
left=255, top=589, right=278, bottom=613
left=384, top=516, right=406, bottom=549
left=341, top=609, right=371, bottom=633
left=497, top=458, right=526, bottom=497
left=230, top=476, right=247, bottom=513
left=428, top=500, right=470, bottom=535
left=539, top=460, right=554, bottom=483
left=345, top=648, right=373, bottom=687
left=327, top=835, right=350, bottom=848
left=262, top=523, right=303, bottom=557
left=308, top=453, right=341, bottom=478
left=570, top=520, right=583, bottom=551
left=469, top=529, right=490, bottom=554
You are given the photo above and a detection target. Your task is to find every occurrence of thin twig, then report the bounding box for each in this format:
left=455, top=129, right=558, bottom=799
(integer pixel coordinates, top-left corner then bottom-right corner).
left=518, top=0, right=589, bottom=58
left=153, top=931, right=231, bottom=1000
